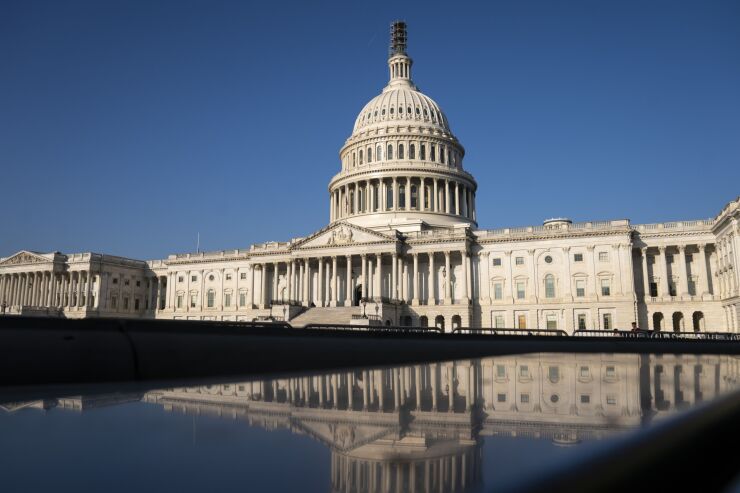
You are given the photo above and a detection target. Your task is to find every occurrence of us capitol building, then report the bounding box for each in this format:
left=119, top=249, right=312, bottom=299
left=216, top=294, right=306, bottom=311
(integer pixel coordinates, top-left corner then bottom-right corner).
left=1, top=23, right=738, bottom=332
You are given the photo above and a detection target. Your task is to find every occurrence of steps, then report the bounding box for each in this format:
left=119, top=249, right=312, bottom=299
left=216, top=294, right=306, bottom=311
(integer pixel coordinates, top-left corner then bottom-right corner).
left=290, top=306, right=359, bottom=327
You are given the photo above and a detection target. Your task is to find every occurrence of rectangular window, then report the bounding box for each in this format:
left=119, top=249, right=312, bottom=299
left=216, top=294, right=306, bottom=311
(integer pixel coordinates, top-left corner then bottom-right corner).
left=580, top=366, right=589, bottom=378
left=191, top=275, right=197, bottom=282
left=668, top=283, right=676, bottom=297
left=207, top=291, right=215, bottom=308
left=494, top=283, right=503, bottom=300
left=600, top=279, right=611, bottom=296
left=123, top=297, right=129, bottom=309
left=598, top=252, right=609, bottom=262
left=224, top=293, right=231, bottom=307
left=239, top=292, right=246, bottom=307
left=548, top=366, right=560, bottom=382
left=111, top=296, right=117, bottom=308
left=520, top=393, right=530, bottom=404
left=240, top=272, right=247, bottom=280
left=496, top=365, right=506, bottom=378
left=578, top=314, right=587, bottom=330
left=494, top=315, right=505, bottom=328
left=546, top=315, right=557, bottom=330
left=238, top=385, right=245, bottom=392
left=666, top=254, right=674, bottom=263
left=517, top=314, right=527, bottom=329
left=492, top=258, right=502, bottom=266
left=177, top=295, right=183, bottom=308
left=574, top=253, right=583, bottom=262
left=516, top=282, right=525, bottom=299
left=688, top=280, right=696, bottom=296
left=190, top=294, right=197, bottom=308
left=178, top=276, right=184, bottom=283
left=225, top=274, right=232, bottom=281
left=134, top=298, right=140, bottom=310
left=576, top=279, right=586, bottom=297
left=603, top=313, right=612, bottom=330
left=112, top=278, right=118, bottom=285
left=497, top=393, right=507, bottom=403
left=606, top=366, right=616, bottom=378
left=580, top=395, right=590, bottom=404
left=124, top=280, right=130, bottom=286
left=515, top=257, right=524, bottom=266
left=607, top=395, right=617, bottom=405
left=649, top=282, right=658, bottom=297
left=520, top=365, right=529, bottom=377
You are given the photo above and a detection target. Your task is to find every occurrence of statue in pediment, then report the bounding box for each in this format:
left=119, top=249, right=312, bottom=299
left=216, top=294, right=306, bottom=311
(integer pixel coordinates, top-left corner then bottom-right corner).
left=3, top=253, right=43, bottom=265
left=327, top=226, right=354, bottom=245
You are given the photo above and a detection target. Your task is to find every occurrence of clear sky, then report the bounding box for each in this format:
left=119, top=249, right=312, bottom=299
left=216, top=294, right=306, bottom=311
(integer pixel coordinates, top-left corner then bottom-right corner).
left=1, top=0, right=738, bottom=260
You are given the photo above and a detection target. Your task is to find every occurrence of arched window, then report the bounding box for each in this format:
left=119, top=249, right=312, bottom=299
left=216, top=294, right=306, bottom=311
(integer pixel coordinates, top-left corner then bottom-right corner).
left=376, top=145, right=382, bottom=161
left=420, top=144, right=426, bottom=160
left=367, top=147, right=372, bottom=163
left=398, top=144, right=405, bottom=160
left=399, top=185, right=406, bottom=208
left=409, top=144, right=416, bottom=159
left=386, top=183, right=393, bottom=210
left=653, top=312, right=664, bottom=331
left=430, top=145, right=436, bottom=162
left=207, top=289, right=215, bottom=308
left=451, top=315, right=462, bottom=329
left=349, top=190, right=355, bottom=214
left=352, top=152, right=356, bottom=167
left=424, top=186, right=430, bottom=209
left=410, top=185, right=418, bottom=209
left=440, top=146, right=446, bottom=164
left=545, top=275, right=555, bottom=298
left=387, top=144, right=393, bottom=160
left=419, top=316, right=428, bottom=327
left=692, top=311, right=704, bottom=332
left=359, top=150, right=363, bottom=165
left=358, top=188, right=364, bottom=213
left=372, top=185, right=379, bottom=211
left=435, top=315, right=445, bottom=331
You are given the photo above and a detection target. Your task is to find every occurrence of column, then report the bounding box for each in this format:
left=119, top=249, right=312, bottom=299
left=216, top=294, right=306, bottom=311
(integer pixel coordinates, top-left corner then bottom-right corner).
left=331, top=257, right=338, bottom=306
left=392, top=177, right=398, bottom=211
left=433, top=179, right=439, bottom=212
left=77, top=271, right=84, bottom=307
left=405, top=178, right=411, bottom=211
left=272, top=262, right=279, bottom=302
left=318, top=257, right=324, bottom=306
left=392, top=253, right=398, bottom=300
left=678, top=246, right=690, bottom=297
left=412, top=253, right=419, bottom=305
left=67, top=273, right=74, bottom=308
left=587, top=246, right=597, bottom=298
left=353, top=183, right=358, bottom=215
left=462, top=186, right=468, bottom=218
left=463, top=250, right=471, bottom=303
left=456, top=183, right=461, bottom=215
left=420, top=178, right=426, bottom=211
left=345, top=255, right=352, bottom=305
left=360, top=254, right=367, bottom=299
left=445, top=180, right=450, bottom=214
left=562, top=247, right=572, bottom=301
left=259, top=264, right=267, bottom=308
left=374, top=254, right=381, bottom=301
left=304, top=259, right=310, bottom=306
left=658, top=246, right=670, bottom=297
left=641, top=247, right=651, bottom=299
left=86, top=271, right=93, bottom=308
left=697, top=244, right=709, bottom=296
left=444, top=251, right=451, bottom=304
left=481, top=251, right=491, bottom=304
left=428, top=252, right=436, bottom=305
left=527, top=249, right=537, bottom=301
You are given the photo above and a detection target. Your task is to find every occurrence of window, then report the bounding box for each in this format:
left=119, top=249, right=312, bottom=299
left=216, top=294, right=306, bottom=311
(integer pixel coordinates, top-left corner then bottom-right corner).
left=520, top=393, right=530, bottom=404
left=111, top=296, right=118, bottom=308
left=440, top=146, right=446, bottom=163
left=516, top=282, right=525, bottom=299
left=177, top=294, right=183, bottom=308
left=545, top=275, right=555, bottom=298
left=580, top=366, right=589, bottom=378
left=603, top=313, right=612, bottom=330
left=520, top=365, right=529, bottom=377
left=399, top=185, right=406, bottom=208
left=420, top=144, right=426, bottom=160
left=576, top=279, right=586, bottom=298
left=548, top=366, right=560, bottom=382
left=359, top=149, right=363, bottom=164
left=238, top=385, right=245, bottom=392
left=580, top=395, right=590, bottom=404
left=598, top=252, right=609, bottom=262
left=649, top=282, right=658, bottom=297
left=606, top=366, right=616, bottom=378
left=112, top=278, right=118, bottom=285
left=544, top=255, right=552, bottom=264
left=430, top=145, right=436, bottom=161
left=207, top=290, right=215, bottom=308
left=409, top=144, right=415, bottom=159
left=497, top=393, right=507, bottom=403
left=134, top=298, right=140, bottom=310
left=376, top=145, right=382, bottom=161
left=546, top=315, right=557, bottom=330
left=492, top=258, right=501, bottom=266
left=494, top=314, right=505, bottom=328
left=515, top=257, right=524, bottom=265
left=517, top=314, right=527, bottom=329
left=688, top=279, right=696, bottom=296
left=398, top=144, right=404, bottom=159
left=494, top=283, right=503, bottom=300
left=410, top=185, right=418, bottom=209
left=124, top=279, right=130, bottom=286
left=386, top=184, right=393, bottom=209
left=191, top=275, right=197, bottom=282
left=224, top=293, right=231, bottom=307
left=578, top=314, right=587, bottom=330
left=178, top=276, right=184, bottom=283
left=600, top=279, right=611, bottom=296
left=387, top=144, right=393, bottom=160
left=240, top=272, right=247, bottom=280
left=574, top=253, right=583, bottom=262
left=208, top=274, right=215, bottom=282
left=367, top=147, right=372, bottom=163
left=239, top=292, right=246, bottom=307
left=226, top=274, right=232, bottom=281
left=123, top=297, right=129, bottom=310
left=666, top=254, right=673, bottom=263
left=606, top=395, right=617, bottom=405
left=190, top=294, right=197, bottom=308
left=136, top=280, right=140, bottom=287
left=496, top=365, right=506, bottom=378
left=668, top=282, right=676, bottom=297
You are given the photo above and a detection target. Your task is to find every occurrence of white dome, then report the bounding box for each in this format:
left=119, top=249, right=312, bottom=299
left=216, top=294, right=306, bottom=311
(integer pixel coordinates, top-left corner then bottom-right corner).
left=352, top=87, right=451, bottom=134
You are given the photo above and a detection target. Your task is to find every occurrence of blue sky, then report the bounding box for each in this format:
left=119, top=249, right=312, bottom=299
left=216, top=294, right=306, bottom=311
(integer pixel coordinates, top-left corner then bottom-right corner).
left=1, top=0, right=738, bottom=260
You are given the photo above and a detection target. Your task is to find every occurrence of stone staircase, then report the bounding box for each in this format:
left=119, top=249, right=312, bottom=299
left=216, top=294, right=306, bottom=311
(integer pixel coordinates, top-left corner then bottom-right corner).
left=290, top=306, right=358, bottom=327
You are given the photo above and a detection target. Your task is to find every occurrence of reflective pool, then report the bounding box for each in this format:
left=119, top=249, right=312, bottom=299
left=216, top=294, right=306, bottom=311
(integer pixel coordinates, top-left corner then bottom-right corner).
left=1, top=353, right=738, bottom=492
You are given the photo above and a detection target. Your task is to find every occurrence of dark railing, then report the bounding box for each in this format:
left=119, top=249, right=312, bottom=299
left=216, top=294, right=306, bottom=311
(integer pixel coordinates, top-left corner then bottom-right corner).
left=302, top=323, right=444, bottom=334
left=451, top=327, right=569, bottom=337
left=573, top=329, right=740, bottom=341
left=269, top=299, right=303, bottom=307
left=351, top=314, right=381, bottom=321
left=573, top=329, right=651, bottom=338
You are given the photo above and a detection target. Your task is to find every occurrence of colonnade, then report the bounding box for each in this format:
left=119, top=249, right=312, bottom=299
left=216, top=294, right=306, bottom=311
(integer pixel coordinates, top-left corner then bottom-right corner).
left=638, top=243, right=712, bottom=300
left=330, top=176, right=476, bottom=222
left=250, top=250, right=472, bottom=308
left=715, top=235, right=738, bottom=299
left=0, top=270, right=97, bottom=310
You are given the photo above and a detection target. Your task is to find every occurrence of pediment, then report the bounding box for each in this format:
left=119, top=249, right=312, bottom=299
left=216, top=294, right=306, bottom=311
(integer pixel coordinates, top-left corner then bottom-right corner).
left=292, top=418, right=398, bottom=452
left=0, top=250, right=51, bottom=266
left=292, top=223, right=397, bottom=250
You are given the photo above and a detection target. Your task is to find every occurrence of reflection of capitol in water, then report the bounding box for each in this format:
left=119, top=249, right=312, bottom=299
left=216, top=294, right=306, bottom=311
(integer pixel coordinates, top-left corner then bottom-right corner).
left=139, top=354, right=738, bottom=493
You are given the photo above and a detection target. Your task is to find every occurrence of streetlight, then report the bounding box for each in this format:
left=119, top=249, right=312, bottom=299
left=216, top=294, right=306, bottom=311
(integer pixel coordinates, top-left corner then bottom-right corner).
left=361, top=298, right=367, bottom=318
